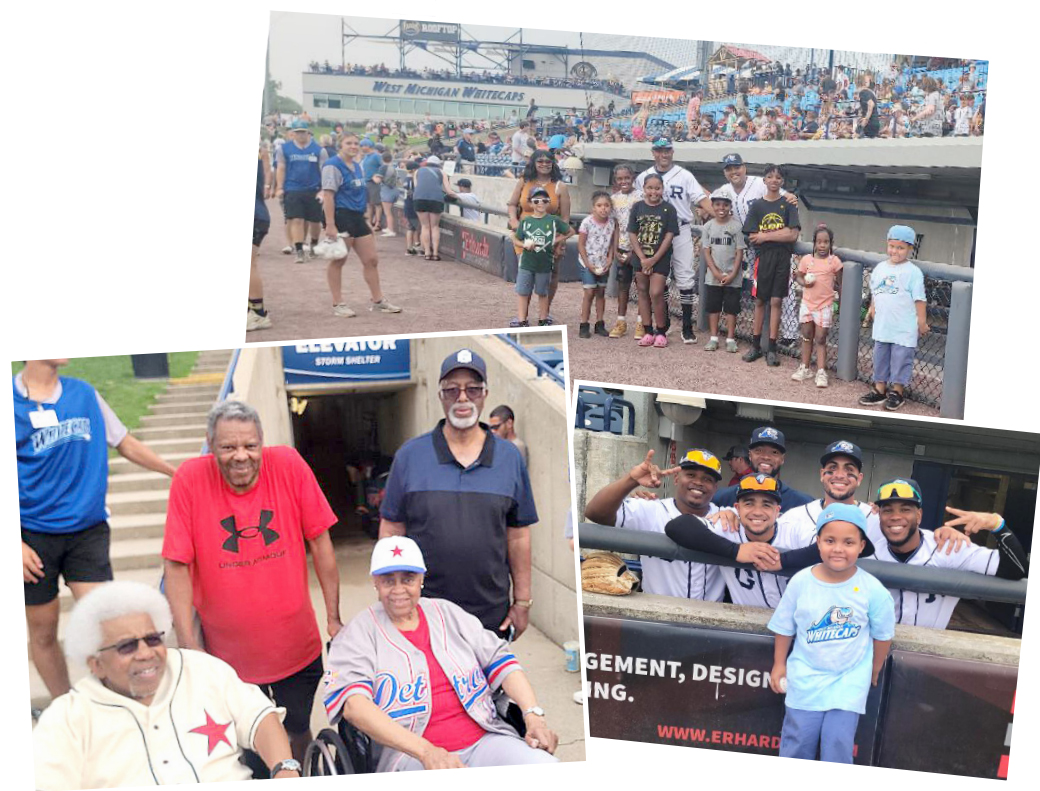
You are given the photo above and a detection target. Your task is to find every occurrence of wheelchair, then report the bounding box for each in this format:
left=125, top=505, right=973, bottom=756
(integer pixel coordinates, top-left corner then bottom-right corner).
left=304, top=693, right=528, bottom=776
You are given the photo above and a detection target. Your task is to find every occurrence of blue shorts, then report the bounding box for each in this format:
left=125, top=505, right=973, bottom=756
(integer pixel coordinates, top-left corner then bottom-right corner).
left=780, top=707, right=859, bottom=763
left=873, top=341, right=915, bottom=386
left=580, top=265, right=610, bottom=289
left=516, top=268, right=551, bottom=297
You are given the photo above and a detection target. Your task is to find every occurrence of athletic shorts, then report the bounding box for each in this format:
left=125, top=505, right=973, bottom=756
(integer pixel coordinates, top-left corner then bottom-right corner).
left=753, top=250, right=791, bottom=300
left=22, top=522, right=113, bottom=606
left=799, top=301, right=834, bottom=328
left=635, top=255, right=671, bottom=278
left=366, top=181, right=381, bottom=207
left=414, top=199, right=444, bottom=214
left=257, top=653, right=323, bottom=735
left=516, top=268, right=551, bottom=297
left=334, top=208, right=371, bottom=239
left=252, top=218, right=270, bottom=248
left=705, top=284, right=741, bottom=315
left=580, top=265, right=609, bottom=289
left=380, top=186, right=400, bottom=205
left=283, top=190, right=323, bottom=223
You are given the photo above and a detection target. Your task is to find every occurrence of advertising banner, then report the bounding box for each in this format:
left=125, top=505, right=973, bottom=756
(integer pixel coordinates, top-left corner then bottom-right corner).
left=399, top=19, right=460, bottom=42
left=283, top=340, right=411, bottom=385
left=631, top=89, right=685, bottom=105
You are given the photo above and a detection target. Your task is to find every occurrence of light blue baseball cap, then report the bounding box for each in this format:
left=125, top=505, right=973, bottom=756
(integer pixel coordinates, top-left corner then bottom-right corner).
left=887, top=225, right=916, bottom=245
left=815, top=502, right=868, bottom=535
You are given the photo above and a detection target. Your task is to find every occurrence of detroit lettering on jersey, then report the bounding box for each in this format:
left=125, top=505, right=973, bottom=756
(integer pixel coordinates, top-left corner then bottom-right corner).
left=451, top=666, right=489, bottom=710
left=374, top=671, right=430, bottom=719
left=31, top=417, right=93, bottom=454
left=805, top=606, right=862, bottom=644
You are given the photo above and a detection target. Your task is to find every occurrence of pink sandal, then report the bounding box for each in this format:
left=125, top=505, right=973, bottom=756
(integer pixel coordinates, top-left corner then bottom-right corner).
left=653, top=334, right=668, bottom=348
left=638, top=333, right=655, bottom=347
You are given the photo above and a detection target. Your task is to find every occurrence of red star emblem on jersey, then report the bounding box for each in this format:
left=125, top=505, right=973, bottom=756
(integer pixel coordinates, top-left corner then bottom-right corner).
left=189, top=711, right=232, bottom=754
left=391, top=545, right=404, bottom=557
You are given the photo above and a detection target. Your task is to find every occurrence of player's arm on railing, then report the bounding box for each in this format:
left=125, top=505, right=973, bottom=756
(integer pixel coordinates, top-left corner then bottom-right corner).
left=665, top=514, right=780, bottom=569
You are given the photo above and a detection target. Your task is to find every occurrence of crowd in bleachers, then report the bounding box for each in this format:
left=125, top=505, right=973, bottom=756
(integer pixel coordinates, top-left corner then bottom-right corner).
left=307, top=61, right=628, bottom=96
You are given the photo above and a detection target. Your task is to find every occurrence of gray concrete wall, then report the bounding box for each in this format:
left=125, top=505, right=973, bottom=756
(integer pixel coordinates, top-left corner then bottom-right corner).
left=230, top=346, right=293, bottom=445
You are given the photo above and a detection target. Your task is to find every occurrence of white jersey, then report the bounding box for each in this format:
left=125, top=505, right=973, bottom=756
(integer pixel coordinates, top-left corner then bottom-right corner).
left=710, top=513, right=818, bottom=608
left=635, top=166, right=707, bottom=224
left=718, top=176, right=788, bottom=226
left=873, top=529, right=999, bottom=629
left=616, top=497, right=724, bottom=601
left=778, top=499, right=882, bottom=547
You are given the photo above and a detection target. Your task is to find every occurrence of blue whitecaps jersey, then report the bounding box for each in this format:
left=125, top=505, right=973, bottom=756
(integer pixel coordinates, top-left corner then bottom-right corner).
left=327, top=156, right=367, bottom=212
left=14, top=377, right=110, bottom=534
left=282, top=139, right=324, bottom=192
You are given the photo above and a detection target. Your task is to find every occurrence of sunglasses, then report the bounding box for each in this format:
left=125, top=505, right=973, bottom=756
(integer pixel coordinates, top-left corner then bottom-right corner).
left=680, top=449, right=721, bottom=475
left=877, top=481, right=921, bottom=502
left=737, top=474, right=781, bottom=494
left=98, top=631, right=165, bottom=656
left=439, top=385, right=486, bottom=402
left=530, top=198, right=550, bottom=204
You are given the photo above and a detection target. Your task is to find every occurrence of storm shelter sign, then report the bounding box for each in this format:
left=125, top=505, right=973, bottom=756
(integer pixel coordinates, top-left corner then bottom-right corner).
left=283, top=339, right=411, bottom=384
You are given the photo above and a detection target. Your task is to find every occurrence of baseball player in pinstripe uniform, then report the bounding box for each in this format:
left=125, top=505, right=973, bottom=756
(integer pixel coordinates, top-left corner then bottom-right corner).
left=584, top=448, right=725, bottom=601
left=635, top=138, right=711, bottom=344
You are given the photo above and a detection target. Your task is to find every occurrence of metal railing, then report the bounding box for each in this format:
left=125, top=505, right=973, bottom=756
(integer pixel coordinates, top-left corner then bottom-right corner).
left=578, top=522, right=1027, bottom=605
left=496, top=334, right=565, bottom=387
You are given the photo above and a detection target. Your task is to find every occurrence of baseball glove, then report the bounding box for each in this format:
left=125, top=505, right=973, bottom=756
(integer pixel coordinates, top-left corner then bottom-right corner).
left=581, top=552, right=639, bottom=596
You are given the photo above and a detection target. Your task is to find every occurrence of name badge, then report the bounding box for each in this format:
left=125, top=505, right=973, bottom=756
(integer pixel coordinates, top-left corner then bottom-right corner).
left=308, top=155, right=318, bottom=162
left=29, top=409, right=60, bottom=428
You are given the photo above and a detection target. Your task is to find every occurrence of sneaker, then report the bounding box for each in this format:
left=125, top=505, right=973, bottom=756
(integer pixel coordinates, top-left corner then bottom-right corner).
left=791, top=364, right=814, bottom=381
left=371, top=298, right=403, bottom=313
left=294, top=250, right=305, bottom=264
left=742, top=347, right=764, bottom=363
left=406, top=246, right=419, bottom=255
left=653, top=334, right=668, bottom=348
left=608, top=319, right=628, bottom=338
left=518, top=320, right=530, bottom=327
left=307, top=246, right=317, bottom=259
left=815, top=369, right=829, bottom=388
left=704, top=338, right=719, bottom=352
left=884, top=390, right=905, bottom=411
left=726, top=338, right=739, bottom=353
left=281, top=244, right=293, bottom=255
left=766, top=351, right=780, bottom=367
left=332, top=303, right=357, bottom=318
left=594, top=321, right=610, bottom=337
left=634, top=324, right=646, bottom=340
left=638, top=333, right=655, bottom=347
left=858, top=389, right=888, bottom=405
left=546, top=314, right=555, bottom=324
left=381, top=230, right=397, bottom=237
left=579, top=323, right=592, bottom=339
left=245, top=310, right=272, bottom=332
left=681, top=326, right=695, bottom=344
left=302, top=243, right=312, bottom=253
left=538, top=319, right=552, bottom=326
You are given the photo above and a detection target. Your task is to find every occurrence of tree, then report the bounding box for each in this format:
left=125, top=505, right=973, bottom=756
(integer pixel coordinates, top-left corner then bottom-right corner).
left=264, top=78, right=302, bottom=117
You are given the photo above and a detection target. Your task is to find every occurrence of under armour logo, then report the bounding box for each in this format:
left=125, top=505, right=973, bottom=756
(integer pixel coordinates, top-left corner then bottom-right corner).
left=221, top=510, right=279, bottom=553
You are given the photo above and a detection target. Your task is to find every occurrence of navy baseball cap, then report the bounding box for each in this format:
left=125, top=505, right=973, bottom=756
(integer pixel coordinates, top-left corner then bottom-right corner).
left=722, top=153, right=744, bottom=167
left=723, top=445, right=748, bottom=461
left=651, top=136, right=674, bottom=149
left=735, top=473, right=782, bottom=504
left=440, top=349, right=487, bottom=382
left=529, top=186, right=550, bottom=200
left=875, top=478, right=923, bottom=507
left=749, top=426, right=786, bottom=452
left=820, top=440, right=863, bottom=470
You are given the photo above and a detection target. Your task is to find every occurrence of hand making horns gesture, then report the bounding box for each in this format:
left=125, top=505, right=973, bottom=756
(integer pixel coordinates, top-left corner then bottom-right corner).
left=628, top=450, right=680, bottom=489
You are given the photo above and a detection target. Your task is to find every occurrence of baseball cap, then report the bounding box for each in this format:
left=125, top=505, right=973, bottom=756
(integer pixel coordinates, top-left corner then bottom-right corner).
left=360, top=138, right=374, bottom=148
left=529, top=186, right=550, bottom=200
left=439, top=348, right=487, bottom=382
left=820, top=440, right=863, bottom=470
left=678, top=449, right=722, bottom=480
left=749, top=426, right=786, bottom=452
left=463, top=128, right=475, bottom=134
left=426, top=155, right=442, bottom=165
left=374, top=142, right=386, bottom=152
left=735, top=473, right=782, bottom=504
left=370, top=536, right=427, bottom=576
left=723, top=445, right=748, bottom=461
left=290, top=120, right=310, bottom=131
left=710, top=187, right=733, bottom=203
left=722, top=153, right=744, bottom=167
left=815, top=503, right=869, bottom=540
left=651, top=136, right=673, bottom=149
left=456, top=178, right=472, bottom=188
left=548, top=134, right=567, bottom=150
left=887, top=224, right=916, bottom=245
left=875, top=477, right=923, bottom=507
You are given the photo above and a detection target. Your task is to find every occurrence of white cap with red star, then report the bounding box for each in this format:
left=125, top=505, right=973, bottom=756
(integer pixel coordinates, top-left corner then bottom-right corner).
left=370, top=536, right=427, bottom=576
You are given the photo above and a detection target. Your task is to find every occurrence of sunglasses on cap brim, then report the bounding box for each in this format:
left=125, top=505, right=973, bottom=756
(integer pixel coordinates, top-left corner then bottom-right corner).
left=876, top=481, right=922, bottom=503
left=678, top=450, right=722, bottom=477
left=736, top=476, right=782, bottom=499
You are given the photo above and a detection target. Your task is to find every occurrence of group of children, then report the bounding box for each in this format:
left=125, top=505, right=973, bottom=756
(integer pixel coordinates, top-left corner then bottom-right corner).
left=511, top=161, right=928, bottom=410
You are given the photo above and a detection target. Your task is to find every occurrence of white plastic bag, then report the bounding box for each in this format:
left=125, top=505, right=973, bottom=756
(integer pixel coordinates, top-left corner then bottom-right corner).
left=315, top=235, right=348, bottom=260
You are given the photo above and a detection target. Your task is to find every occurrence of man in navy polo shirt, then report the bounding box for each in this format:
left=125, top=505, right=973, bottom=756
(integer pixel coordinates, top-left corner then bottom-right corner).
left=379, top=349, right=538, bottom=638
left=712, top=426, right=813, bottom=513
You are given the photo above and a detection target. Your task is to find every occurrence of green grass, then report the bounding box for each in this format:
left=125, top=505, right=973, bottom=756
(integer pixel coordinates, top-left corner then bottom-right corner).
left=12, top=352, right=200, bottom=431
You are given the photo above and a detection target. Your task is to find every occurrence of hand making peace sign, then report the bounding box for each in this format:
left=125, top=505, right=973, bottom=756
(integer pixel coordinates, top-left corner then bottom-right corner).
left=627, top=450, right=681, bottom=489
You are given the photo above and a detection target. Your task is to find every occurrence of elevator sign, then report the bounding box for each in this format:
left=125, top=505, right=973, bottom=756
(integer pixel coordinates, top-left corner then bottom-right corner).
left=283, top=339, right=411, bottom=384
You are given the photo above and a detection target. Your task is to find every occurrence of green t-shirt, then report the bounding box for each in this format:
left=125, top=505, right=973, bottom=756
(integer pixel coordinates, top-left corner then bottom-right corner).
left=516, top=214, right=570, bottom=273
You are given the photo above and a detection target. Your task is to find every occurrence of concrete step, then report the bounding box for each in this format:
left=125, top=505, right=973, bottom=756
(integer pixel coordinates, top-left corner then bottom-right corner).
left=140, top=412, right=213, bottom=428
left=132, top=424, right=208, bottom=441
left=108, top=512, right=168, bottom=542
left=125, top=437, right=204, bottom=456
left=196, top=350, right=233, bottom=361
left=110, top=537, right=165, bottom=571
left=109, top=451, right=198, bottom=474
left=192, top=363, right=230, bottom=373
left=57, top=565, right=165, bottom=612
left=106, top=489, right=170, bottom=517
left=147, top=400, right=215, bottom=415
left=105, top=471, right=173, bottom=494
left=156, top=391, right=219, bottom=405
left=162, top=383, right=222, bottom=396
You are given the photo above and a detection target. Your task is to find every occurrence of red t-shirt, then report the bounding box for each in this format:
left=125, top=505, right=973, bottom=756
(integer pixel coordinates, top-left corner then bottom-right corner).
left=399, top=608, right=486, bottom=752
left=162, top=445, right=337, bottom=683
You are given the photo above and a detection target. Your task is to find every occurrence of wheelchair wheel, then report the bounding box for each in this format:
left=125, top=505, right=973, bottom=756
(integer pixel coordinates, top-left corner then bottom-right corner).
left=304, top=728, right=355, bottom=777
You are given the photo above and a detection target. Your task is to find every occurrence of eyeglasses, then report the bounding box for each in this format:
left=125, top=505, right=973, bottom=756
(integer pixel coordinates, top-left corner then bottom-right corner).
left=98, top=632, right=165, bottom=656
left=530, top=198, right=550, bottom=205
left=680, top=449, right=721, bottom=475
left=737, top=474, right=780, bottom=493
left=877, top=481, right=921, bottom=502
left=439, top=385, right=486, bottom=402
